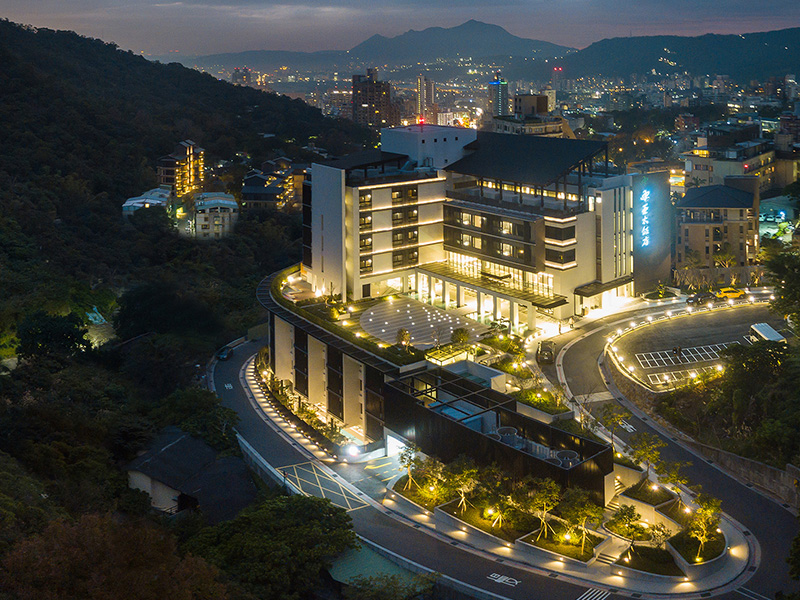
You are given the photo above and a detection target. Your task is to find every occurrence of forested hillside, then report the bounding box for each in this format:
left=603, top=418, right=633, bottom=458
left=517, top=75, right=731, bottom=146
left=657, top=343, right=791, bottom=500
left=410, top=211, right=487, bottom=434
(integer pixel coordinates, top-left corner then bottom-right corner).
left=0, top=18, right=370, bottom=355
left=0, top=20, right=369, bottom=597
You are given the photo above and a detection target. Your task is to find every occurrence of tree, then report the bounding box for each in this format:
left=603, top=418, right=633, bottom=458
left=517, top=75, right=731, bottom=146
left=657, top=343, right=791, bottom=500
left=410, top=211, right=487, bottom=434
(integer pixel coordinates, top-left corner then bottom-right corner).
left=398, top=443, right=421, bottom=491
left=1, top=514, right=228, bottom=600
left=417, top=456, right=447, bottom=506
left=649, top=522, right=672, bottom=550
left=151, top=388, right=240, bottom=451
left=396, top=328, right=411, bottom=352
left=444, top=456, right=478, bottom=514
left=475, top=464, right=512, bottom=528
left=687, top=494, right=722, bottom=560
left=767, top=251, right=800, bottom=327
left=629, top=432, right=666, bottom=477
left=608, top=503, right=641, bottom=539
left=657, top=460, right=692, bottom=507
left=16, top=311, right=90, bottom=360
left=185, top=495, right=356, bottom=600
left=529, top=478, right=562, bottom=540
left=600, top=403, right=631, bottom=453
left=558, top=488, right=604, bottom=554
left=432, top=324, right=447, bottom=349
left=451, top=327, right=470, bottom=345
left=345, top=573, right=435, bottom=600
left=713, top=242, right=737, bottom=269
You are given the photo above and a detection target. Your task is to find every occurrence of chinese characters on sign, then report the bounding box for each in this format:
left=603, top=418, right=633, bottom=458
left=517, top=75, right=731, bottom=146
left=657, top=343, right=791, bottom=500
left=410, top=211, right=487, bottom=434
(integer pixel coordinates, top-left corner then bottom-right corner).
left=640, top=189, right=651, bottom=247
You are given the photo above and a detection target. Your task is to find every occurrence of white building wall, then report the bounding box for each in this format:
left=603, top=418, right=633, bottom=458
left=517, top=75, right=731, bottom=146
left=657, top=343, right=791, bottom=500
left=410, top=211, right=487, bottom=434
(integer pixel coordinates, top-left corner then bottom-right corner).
left=381, top=125, right=476, bottom=169
left=128, top=471, right=180, bottom=511
left=342, top=356, right=363, bottom=428
left=274, top=316, right=294, bottom=384
left=307, top=336, right=327, bottom=406
left=308, top=164, right=347, bottom=297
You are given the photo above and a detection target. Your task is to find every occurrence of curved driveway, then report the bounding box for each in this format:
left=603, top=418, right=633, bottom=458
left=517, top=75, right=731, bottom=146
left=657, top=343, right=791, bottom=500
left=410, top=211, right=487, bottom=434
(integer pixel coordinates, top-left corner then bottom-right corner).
left=545, top=303, right=800, bottom=600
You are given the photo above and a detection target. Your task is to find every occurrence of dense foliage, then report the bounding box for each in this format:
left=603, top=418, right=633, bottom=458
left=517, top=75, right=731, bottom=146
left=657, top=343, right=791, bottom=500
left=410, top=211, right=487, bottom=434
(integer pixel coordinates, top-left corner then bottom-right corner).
left=0, top=19, right=369, bottom=599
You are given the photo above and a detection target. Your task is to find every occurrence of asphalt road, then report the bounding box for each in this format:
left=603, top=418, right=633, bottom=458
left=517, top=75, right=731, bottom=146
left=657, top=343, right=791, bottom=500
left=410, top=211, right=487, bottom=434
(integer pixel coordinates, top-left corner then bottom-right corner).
left=213, top=341, right=624, bottom=600
left=543, top=304, right=800, bottom=600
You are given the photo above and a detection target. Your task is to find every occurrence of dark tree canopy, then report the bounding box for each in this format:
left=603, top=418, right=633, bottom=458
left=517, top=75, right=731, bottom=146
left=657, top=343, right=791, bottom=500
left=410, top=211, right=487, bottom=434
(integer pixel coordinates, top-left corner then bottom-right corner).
left=16, top=311, right=90, bottom=360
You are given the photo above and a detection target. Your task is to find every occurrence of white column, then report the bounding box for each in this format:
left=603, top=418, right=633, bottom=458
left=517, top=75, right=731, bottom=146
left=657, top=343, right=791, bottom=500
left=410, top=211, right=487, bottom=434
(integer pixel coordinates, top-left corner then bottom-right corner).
left=443, top=281, right=450, bottom=308
left=456, top=284, right=463, bottom=307
left=510, top=301, right=519, bottom=332
left=527, top=303, right=536, bottom=331
left=476, top=291, right=484, bottom=321
left=493, top=295, right=500, bottom=321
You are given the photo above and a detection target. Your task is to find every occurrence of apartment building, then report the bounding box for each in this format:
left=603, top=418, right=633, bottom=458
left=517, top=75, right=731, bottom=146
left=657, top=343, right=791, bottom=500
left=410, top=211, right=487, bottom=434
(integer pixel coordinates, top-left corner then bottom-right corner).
left=193, top=193, right=238, bottom=239
left=675, top=177, right=760, bottom=268
left=157, top=140, right=205, bottom=197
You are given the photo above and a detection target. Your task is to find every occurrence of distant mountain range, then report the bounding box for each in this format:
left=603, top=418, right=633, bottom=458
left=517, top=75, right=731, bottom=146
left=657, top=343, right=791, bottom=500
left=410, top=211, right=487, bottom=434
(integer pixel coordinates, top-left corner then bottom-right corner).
left=176, top=21, right=800, bottom=84
left=180, top=20, right=573, bottom=73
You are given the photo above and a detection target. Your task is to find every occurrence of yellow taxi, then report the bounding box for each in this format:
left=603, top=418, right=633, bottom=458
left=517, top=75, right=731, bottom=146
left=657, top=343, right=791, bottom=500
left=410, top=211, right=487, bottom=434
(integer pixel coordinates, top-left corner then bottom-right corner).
left=715, top=287, right=746, bottom=299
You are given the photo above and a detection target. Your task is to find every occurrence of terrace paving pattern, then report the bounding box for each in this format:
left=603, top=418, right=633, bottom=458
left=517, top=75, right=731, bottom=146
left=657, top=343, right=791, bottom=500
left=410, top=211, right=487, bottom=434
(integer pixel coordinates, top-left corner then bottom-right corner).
left=360, top=297, right=489, bottom=349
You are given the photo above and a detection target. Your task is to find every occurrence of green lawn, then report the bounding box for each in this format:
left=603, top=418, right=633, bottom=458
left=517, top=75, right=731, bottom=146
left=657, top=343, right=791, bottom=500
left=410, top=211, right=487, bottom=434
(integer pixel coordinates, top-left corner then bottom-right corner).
left=492, top=356, right=534, bottom=379
left=623, top=479, right=674, bottom=506
left=514, top=388, right=567, bottom=415
left=657, top=499, right=693, bottom=528
left=552, top=418, right=605, bottom=444
left=438, top=500, right=536, bottom=543
left=392, top=475, right=454, bottom=511
left=520, top=520, right=602, bottom=562
left=481, top=334, right=521, bottom=355
left=605, top=519, right=653, bottom=541
left=669, top=529, right=726, bottom=563
left=616, top=546, right=685, bottom=576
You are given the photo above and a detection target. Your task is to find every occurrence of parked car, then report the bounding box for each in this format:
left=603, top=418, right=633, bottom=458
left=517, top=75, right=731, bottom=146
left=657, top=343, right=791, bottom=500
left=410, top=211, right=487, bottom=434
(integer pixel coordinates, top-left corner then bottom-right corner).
left=216, top=346, right=234, bottom=361
left=686, top=291, right=717, bottom=306
left=536, top=340, right=556, bottom=364
left=715, top=287, right=746, bottom=299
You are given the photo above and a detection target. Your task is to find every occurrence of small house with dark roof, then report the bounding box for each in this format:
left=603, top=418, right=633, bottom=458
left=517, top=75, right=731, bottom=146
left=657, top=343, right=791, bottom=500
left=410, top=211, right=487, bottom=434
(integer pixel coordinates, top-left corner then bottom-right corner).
left=675, top=176, right=760, bottom=269
left=126, top=427, right=257, bottom=523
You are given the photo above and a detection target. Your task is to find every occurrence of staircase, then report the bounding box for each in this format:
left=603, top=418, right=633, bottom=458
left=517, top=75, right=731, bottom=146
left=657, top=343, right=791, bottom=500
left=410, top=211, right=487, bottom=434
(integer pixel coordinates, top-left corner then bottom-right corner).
left=607, top=497, right=621, bottom=511
left=614, top=478, right=626, bottom=494
left=595, top=552, right=617, bottom=566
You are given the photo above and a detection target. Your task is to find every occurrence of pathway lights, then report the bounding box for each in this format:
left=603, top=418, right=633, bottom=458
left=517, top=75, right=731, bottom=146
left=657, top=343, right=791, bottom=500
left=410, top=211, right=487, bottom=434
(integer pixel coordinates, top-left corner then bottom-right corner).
left=629, top=321, right=636, bottom=328
left=728, top=299, right=734, bottom=306
left=770, top=294, right=775, bottom=300
left=687, top=306, right=693, bottom=313
left=617, top=328, right=623, bottom=335
left=716, top=365, right=723, bottom=372
left=647, top=316, right=653, bottom=322
left=628, top=366, right=635, bottom=373
left=666, top=310, right=672, bottom=317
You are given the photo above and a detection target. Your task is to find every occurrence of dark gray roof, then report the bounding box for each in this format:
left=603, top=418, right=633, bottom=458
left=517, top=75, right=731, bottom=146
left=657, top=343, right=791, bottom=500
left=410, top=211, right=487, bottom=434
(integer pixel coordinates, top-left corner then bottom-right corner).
left=445, top=132, right=607, bottom=186
left=318, top=149, right=408, bottom=172
left=677, top=185, right=754, bottom=209
left=127, top=427, right=256, bottom=523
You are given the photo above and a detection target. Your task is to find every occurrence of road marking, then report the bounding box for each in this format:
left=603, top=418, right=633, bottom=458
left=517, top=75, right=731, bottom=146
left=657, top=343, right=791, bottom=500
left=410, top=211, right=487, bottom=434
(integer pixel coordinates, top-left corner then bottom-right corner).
left=635, top=342, right=737, bottom=369
left=736, top=588, right=771, bottom=600
left=365, top=461, right=392, bottom=470
left=620, top=420, right=636, bottom=433
left=224, top=383, right=233, bottom=390
left=486, top=573, right=520, bottom=587
left=576, top=588, right=610, bottom=600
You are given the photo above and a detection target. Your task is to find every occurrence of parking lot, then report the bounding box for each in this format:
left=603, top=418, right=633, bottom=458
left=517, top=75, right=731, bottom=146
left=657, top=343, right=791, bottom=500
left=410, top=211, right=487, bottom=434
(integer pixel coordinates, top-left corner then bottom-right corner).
left=613, top=304, right=788, bottom=387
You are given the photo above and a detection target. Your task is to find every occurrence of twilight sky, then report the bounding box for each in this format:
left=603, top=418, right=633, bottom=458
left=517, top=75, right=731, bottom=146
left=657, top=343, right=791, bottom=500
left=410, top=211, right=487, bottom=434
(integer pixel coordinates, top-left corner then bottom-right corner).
left=2, top=0, right=798, bottom=55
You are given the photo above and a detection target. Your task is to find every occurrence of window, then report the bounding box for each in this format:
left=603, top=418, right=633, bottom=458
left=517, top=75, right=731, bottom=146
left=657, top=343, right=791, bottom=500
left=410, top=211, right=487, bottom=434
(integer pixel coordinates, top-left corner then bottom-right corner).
left=473, top=237, right=482, bottom=250
left=359, top=192, right=372, bottom=208
left=360, top=257, right=373, bottom=273
left=545, top=225, right=575, bottom=240
left=545, top=248, right=576, bottom=263
left=407, top=230, right=418, bottom=242
left=392, top=211, right=403, bottom=222
left=360, top=235, right=372, bottom=250
left=461, top=234, right=472, bottom=247
left=359, top=214, right=372, bottom=230
left=500, top=221, right=513, bottom=235
left=474, top=215, right=484, bottom=229
left=393, top=253, right=404, bottom=266
left=392, top=231, right=404, bottom=246
left=408, top=250, right=418, bottom=263
left=500, top=243, right=513, bottom=257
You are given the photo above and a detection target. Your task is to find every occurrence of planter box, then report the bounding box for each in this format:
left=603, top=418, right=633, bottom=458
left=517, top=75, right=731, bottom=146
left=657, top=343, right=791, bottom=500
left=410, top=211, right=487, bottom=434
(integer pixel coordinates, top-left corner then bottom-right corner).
left=610, top=561, right=687, bottom=582
left=666, top=533, right=728, bottom=581
left=516, top=402, right=573, bottom=424
left=434, top=503, right=517, bottom=548
left=384, top=486, right=434, bottom=516
left=515, top=525, right=612, bottom=569
left=614, top=463, right=646, bottom=489
left=619, top=489, right=678, bottom=529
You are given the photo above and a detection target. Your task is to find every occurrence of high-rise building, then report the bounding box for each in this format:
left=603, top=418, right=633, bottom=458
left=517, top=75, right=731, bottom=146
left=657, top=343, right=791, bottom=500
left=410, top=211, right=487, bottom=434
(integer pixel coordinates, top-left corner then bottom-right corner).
left=487, top=72, right=510, bottom=117
left=416, top=75, right=436, bottom=120
left=231, top=67, right=251, bottom=86
left=352, top=68, right=400, bottom=130
left=157, top=140, right=205, bottom=197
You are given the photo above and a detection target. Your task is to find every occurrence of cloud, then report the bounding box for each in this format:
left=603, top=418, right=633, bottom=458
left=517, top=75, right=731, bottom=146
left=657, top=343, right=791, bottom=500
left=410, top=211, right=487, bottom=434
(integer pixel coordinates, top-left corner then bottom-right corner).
left=2, top=0, right=798, bottom=54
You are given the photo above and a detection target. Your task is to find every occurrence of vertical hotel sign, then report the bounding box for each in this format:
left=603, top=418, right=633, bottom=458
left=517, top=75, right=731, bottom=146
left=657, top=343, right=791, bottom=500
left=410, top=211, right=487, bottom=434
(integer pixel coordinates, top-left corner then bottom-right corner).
left=640, top=176, right=650, bottom=247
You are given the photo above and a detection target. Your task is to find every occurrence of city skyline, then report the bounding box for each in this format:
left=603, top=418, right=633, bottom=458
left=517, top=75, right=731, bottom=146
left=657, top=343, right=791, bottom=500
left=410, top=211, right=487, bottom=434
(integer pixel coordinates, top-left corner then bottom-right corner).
left=3, top=0, right=799, bottom=56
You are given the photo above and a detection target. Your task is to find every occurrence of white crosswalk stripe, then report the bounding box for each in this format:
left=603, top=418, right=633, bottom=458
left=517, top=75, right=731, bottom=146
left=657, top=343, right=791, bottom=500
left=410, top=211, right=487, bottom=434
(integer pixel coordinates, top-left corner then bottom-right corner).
left=576, top=588, right=610, bottom=600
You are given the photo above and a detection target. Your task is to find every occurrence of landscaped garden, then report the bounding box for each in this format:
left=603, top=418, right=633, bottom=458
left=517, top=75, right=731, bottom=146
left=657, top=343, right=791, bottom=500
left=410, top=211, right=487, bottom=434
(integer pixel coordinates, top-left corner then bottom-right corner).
left=438, top=501, right=535, bottom=543
left=481, top=334, right=522, bottom=355
left=491, top=355, right=534, bottom=379
left=616, top=546, right=685, bottom=576
left=623, top=479, right=675, bottom=506
left=521, top=519, right=604, bottom=561
left=669, top=528, right=726, bottom=563
left=513, top=388, right=567, bottom=415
